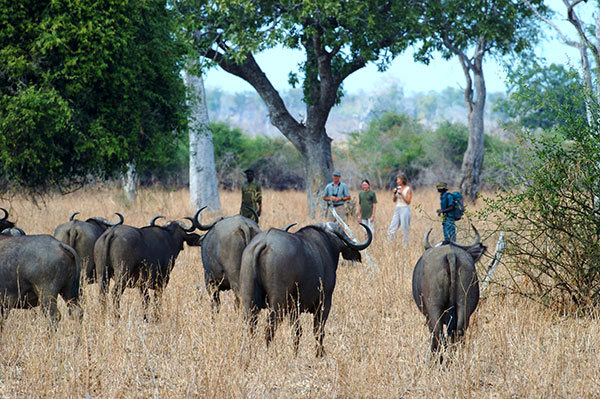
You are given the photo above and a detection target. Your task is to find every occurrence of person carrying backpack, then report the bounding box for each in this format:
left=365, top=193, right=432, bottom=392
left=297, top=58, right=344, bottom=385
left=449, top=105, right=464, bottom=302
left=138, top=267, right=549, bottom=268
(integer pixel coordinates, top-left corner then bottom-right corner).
left=436, top=181, right=456, bottom=242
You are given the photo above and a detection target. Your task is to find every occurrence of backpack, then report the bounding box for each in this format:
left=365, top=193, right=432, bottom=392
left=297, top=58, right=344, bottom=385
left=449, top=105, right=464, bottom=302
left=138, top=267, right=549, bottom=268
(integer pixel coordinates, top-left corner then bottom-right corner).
left=450, top=191, right=465, bottom=220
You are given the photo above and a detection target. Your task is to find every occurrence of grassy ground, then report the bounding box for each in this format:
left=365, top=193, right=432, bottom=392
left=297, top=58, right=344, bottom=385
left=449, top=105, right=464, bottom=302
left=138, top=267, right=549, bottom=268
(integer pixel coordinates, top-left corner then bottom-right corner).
left=0, top=187, right=598, bottom=398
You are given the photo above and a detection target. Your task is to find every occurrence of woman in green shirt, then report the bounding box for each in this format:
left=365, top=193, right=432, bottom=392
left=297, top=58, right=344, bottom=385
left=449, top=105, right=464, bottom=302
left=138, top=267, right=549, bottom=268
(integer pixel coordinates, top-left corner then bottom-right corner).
left=357, top=179, right=377, bottom=235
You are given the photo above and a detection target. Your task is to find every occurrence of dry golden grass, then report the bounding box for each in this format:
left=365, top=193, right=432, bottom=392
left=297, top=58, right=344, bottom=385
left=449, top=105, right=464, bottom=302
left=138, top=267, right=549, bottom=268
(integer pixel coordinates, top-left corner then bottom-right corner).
left=0, top=186, right=599, bottom=398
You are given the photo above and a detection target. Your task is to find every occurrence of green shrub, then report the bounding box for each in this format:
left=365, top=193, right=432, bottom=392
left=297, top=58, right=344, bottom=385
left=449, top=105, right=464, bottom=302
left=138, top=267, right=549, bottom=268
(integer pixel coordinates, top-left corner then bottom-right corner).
left=481, top=101, right=600, bottom=312
left=347, top=112, right=425, bottom=187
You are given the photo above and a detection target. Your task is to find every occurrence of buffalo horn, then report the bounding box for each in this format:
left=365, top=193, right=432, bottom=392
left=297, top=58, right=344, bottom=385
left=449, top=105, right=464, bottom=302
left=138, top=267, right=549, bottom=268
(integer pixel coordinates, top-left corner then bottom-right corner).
left=471, top=224, right=481, bottom=245
left=181, top=216, right=197, bottom=232
left=69, top=211, right=80, bottom=221
left=193, top=206, right=219, bottom=230
left=108, top=212, right=124, bottom=226
left=150, top=215, right=165, bottom=226
left=282, top=223, right=297, bottom=232
left=243, top=205, right=259, bottom=222
left=424, top=228, right=433, bottom=250
left=333, top=222, right=372, bottom=251
left=449, top=224, right=483, bottom=251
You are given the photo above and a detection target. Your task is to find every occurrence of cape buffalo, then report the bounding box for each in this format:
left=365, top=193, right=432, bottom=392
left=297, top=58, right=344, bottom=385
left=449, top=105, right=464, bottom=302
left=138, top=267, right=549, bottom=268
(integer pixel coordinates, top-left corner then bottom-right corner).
left=0, top=234, right=82, bottom=328
left=54, top=212, right=124, bottom=283
left=195, top=207, right=262, bottom=309
left=412, top=225, right=486, bottom=354
left=94, top=213, right=202, bottom=318
left=239, top=222, right=372, bottom=357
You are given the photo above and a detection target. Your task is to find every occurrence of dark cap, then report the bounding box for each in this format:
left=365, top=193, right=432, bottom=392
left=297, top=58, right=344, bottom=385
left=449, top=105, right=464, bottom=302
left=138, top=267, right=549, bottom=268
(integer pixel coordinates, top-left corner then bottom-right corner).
left=244, top=169, right=254, bottom=174
left=332, top=170, right=341, bottom=176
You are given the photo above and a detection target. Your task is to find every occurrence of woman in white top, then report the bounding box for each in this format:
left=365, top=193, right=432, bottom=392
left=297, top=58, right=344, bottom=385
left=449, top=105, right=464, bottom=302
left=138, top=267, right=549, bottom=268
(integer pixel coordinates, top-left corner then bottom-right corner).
left=388, top=174, right=412, bottom=248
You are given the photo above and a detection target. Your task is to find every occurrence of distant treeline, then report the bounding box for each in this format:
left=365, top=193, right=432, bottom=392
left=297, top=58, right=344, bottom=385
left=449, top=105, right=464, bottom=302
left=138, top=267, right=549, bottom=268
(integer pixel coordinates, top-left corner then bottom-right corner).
left=204, top=84, right=509, bottom=139
left=154, top=110, right=520, bottom=192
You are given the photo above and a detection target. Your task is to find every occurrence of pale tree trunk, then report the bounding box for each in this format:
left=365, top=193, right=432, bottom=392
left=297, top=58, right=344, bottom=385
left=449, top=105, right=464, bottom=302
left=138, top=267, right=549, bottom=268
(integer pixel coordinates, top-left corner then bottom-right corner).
left=122, top=162, right=137, bottom=202
left=183, top=67, right=221, bottom=212
left=449, top=37, right=486, bottom=201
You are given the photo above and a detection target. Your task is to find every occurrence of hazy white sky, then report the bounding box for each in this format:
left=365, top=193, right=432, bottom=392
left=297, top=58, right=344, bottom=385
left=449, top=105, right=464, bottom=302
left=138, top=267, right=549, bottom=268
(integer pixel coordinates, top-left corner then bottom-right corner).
left=204, top=1, right=587, bottom=95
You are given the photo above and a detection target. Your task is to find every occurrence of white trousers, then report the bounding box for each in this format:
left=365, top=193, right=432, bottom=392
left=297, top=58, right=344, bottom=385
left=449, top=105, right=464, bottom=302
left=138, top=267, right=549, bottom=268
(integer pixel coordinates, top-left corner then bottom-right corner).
left=388, top=206, right=411, bottom=247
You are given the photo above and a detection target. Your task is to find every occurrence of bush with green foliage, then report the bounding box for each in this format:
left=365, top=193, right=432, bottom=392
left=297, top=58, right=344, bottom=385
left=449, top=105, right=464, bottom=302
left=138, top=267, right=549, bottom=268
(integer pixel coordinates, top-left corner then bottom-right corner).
left=481, top=100, right=600, bottom=312
left=0, top=0, right=187, bottom=193
left=346, top=112, right=425, bottom=187
left=495, top=61, right=586, bottom=130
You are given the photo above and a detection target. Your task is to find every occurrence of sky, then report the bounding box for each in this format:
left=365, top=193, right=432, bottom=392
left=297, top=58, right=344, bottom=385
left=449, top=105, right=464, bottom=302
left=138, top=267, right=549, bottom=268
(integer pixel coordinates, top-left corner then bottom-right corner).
left=204, top=1, right=587, bottom=95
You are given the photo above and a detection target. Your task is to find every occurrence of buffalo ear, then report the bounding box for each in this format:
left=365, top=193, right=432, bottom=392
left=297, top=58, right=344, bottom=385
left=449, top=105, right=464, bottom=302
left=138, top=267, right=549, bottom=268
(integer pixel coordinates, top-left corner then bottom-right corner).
left=184, top=233, right=202, bottom=246
left=340, top=246, right=362, bottom=263
left=467, top=243, right=487, bottom=263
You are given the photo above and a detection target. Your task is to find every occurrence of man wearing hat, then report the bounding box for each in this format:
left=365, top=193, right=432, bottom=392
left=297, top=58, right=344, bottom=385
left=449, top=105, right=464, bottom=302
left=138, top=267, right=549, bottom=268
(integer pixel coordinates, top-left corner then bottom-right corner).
left=322, top=170, right=351, bottom=222
left=241, top=168, right=262, bottom=221
left=436, top=181, right=456, bottom=242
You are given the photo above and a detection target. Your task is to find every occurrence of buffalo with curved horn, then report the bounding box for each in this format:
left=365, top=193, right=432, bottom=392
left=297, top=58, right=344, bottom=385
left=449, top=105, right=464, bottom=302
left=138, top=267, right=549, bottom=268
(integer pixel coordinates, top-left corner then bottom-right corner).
left=94, top=211, right=202, bottom=319
left=239, top=222, right=372, bottom=357
left=54, top=212, right=124, bottom=283
left=412, top=224, right=486, bottom=356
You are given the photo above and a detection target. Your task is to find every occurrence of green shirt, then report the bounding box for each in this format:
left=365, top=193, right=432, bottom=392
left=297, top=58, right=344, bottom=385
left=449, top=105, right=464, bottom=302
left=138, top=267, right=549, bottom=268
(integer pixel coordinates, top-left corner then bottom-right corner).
left=359, top=190, right=377, bottom=219
left=241, top=180, right=262, bottom=217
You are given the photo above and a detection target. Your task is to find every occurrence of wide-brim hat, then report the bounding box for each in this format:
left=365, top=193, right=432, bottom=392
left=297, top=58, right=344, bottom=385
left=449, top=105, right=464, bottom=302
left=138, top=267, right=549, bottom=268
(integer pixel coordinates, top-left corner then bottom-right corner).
left=436, top=182, right=447, bottom=190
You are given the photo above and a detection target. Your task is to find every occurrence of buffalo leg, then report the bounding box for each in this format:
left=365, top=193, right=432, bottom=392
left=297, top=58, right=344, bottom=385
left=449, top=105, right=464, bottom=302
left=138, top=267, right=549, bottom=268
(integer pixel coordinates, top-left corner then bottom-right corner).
left=265, top=310, right=278, bottom=348
left=0, top=306, right=9, bottom=331
left=425, top=307, right=445, bottom=353
left=204, top=274, right=221, bottom=312
left=290, top=309, right=302, bottom=356
left=313, top=299, right=331, bottom=357
left=111, top=275, right=127, bottom=317
left=152, top=284, right=164, bottom=321
left=140, top=285, right=151, bottom=321
left=41, top=295, right=61, bottom=327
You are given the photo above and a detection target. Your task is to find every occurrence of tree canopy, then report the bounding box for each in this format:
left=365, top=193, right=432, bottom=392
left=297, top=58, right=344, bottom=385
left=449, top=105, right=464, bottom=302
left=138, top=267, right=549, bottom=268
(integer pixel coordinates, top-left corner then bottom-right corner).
left=497, top=61, right=586, bottom=130
left=175, top=0, right=425, bottom=216
left=0, top=0, right=187, bottom=192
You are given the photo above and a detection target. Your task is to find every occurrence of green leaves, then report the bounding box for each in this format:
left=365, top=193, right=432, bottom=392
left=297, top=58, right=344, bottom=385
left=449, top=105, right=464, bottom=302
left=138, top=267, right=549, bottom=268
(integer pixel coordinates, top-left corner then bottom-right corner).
left=481, top=89, right=600, bottom=312
left=0, top=0, right=187, bottom=193
left=179, top=0, right=422, bottom=103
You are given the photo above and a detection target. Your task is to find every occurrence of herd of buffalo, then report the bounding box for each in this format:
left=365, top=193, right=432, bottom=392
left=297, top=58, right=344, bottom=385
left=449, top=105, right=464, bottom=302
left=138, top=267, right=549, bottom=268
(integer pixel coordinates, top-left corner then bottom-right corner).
left=0, top=206, right=486, bottom=358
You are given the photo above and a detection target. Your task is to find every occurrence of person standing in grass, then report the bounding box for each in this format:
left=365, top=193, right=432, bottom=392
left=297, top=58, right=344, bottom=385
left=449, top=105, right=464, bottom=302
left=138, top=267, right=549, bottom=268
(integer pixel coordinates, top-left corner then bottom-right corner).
left=388, top=174, right=412, bottom=248
left=240, top=168, right=262, bottom=222
left=436, top=181, right=456, bottom=242
left=357, top=179, right=377, bottom=235
left=323, top=170, right=351, bottom=222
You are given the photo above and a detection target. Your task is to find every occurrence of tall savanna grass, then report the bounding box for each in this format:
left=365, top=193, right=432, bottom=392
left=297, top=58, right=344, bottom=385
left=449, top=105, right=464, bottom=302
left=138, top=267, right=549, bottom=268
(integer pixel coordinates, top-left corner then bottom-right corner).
left=0, top=186, right=598, bottom=398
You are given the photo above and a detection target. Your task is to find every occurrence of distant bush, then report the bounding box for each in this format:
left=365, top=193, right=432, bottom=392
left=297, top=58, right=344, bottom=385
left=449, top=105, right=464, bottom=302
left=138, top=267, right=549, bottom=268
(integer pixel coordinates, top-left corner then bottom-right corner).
left=210, top=122, right=304, bottom=190
left=345, top=112, right=425, bottom=187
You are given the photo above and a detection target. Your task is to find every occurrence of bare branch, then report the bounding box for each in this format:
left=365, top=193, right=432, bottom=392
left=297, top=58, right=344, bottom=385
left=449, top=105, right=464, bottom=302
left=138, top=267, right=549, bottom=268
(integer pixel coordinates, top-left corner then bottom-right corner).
left=521, top=0, right=580, bottom=48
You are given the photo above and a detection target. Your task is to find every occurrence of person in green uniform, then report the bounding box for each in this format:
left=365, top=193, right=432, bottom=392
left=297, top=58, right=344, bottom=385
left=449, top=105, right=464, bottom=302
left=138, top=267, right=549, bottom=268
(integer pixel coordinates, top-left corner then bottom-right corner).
left=357, top=179, right=377, bottom=235
left=240, top=169, right=262, bottom=221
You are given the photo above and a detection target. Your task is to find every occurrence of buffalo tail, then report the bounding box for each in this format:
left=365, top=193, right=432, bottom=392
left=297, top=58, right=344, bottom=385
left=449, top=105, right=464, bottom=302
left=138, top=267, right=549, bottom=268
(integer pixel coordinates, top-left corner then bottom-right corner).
left=446, top=252, right=458, bottom=337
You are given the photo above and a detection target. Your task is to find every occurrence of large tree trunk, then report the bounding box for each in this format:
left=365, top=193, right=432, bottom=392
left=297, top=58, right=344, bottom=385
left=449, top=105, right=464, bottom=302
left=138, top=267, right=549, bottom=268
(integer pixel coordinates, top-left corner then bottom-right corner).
left=206, top=51, right=340, bottom=218
left=458, top=39, right=486, bottom=202
left=183, top=67, right=221, bottom=212
left=298, top=130, right=334, bottom=217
